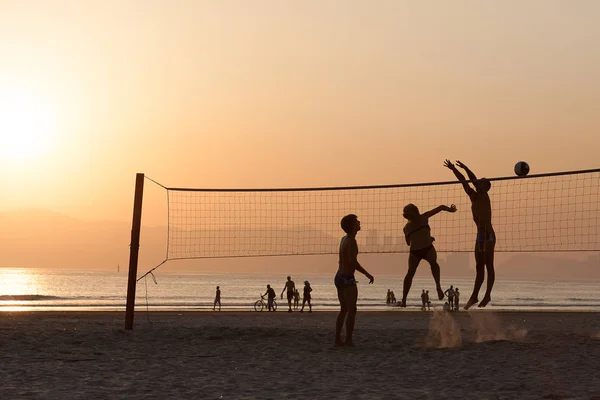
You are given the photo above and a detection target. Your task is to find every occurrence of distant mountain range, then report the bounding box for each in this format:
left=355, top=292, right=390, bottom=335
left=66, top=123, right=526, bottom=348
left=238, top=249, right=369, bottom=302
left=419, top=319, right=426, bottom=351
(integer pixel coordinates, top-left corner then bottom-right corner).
left=0, top=209, right=166, bottom=270
left=0, top=209, right=598, bottom=280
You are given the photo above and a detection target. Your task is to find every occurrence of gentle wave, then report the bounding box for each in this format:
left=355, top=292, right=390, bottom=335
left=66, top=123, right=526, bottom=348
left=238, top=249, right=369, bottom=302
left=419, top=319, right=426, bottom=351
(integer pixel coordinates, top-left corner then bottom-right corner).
left=0, top=295, right=127, bottom=301
left=0, top=295, right=62, bottom=301
left=68, top=296, right=125, bottom=301
left=513, top=297, right=544, bottom=301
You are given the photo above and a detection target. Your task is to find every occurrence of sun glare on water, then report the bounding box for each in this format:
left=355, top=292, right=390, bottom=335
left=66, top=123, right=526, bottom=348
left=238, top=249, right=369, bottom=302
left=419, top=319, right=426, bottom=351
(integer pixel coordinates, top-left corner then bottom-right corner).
left=0, top=269, right=38, bottom=296
left=0, top=269, right=44, bottom=311
left=0, top=88, right=58, bottom=164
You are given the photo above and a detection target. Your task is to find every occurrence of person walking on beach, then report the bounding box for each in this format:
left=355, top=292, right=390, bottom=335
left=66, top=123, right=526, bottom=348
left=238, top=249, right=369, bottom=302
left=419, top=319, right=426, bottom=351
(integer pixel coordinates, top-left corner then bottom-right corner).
left=400, top=203, right=457, bottom=307
left=213, top=286, right=221, bottom=311
left=300, top=281, right=312, bottom=312
left=444, top=159, right=496, bottom=309
left=424, top=290, right=431, bottom=310
left=386, top=289, right=392, bottom=304
left=335, top=214, right=375, bottom=347
left=454, top=288, right=460, bottom=311
left=281, top=276, right=296, bottom=312
left=445, top=285, right=455, bottom=310
left=421, top=289, right=427, bottom=311
left=264, top=284, right=276, bottom=312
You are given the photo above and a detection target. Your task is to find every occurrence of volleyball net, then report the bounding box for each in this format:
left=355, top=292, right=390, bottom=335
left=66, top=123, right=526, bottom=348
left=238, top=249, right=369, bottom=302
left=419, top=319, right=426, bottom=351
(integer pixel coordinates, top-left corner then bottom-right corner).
left=157, top=168, right=600, bottom=261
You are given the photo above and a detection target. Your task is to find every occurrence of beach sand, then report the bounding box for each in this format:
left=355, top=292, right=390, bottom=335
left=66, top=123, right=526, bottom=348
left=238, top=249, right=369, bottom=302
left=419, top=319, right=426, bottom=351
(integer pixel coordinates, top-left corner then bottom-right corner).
left=1, top=310, right=599, bottom=399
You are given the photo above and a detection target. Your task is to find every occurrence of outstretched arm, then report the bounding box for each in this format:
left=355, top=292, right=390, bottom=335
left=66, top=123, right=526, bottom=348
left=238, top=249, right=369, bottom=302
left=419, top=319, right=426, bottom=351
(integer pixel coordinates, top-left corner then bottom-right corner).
left=456, top=160, right=478, bottom=181
left=422, top=204, right=457, bottom=219
left=444, top=159, right=475, bottom=197
left=348, top=239, right=374, bottom=284
left=280, top=284, right=287, bottom=298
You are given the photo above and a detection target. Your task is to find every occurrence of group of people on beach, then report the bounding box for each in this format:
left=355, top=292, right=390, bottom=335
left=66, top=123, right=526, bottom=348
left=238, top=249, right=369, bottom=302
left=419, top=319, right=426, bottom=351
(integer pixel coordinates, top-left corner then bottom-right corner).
left=278, top=276, right=313, bottom=313
left=214, top=160, right=495, bottom=348
left=335, top=160, right=496, bottom=346
left=443, top=285, right=461, bottom=311
left=213, top=278, right=313, bottom=312
left=385, top=289, right=397, bottom=304
left=417, top=285, right=461, bottom=311
left=258, top=277, right=314, bottom=313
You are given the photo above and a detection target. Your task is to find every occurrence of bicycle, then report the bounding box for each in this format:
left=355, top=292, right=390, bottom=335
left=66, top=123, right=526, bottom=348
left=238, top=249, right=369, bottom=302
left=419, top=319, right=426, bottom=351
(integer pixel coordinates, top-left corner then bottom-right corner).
left=254, top=295, right=277, bottom=312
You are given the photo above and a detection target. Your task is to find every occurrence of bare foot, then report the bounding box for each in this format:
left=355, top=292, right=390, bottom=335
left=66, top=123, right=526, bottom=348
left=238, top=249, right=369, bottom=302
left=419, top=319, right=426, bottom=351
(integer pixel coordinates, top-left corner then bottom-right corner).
left=399, top=300, right=407, bottom=308
left=334, top=340, right=345, bottom=347
left=464, top=297, right=478, bottom=310
left=478, top=295, right=491, bottom=308
left=437, top=287, right=444, bottom=300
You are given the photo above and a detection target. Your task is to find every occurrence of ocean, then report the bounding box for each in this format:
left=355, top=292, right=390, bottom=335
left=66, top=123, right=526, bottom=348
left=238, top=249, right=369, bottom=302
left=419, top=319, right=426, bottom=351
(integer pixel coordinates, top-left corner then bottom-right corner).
left=0, top=268, right=599, bottom=313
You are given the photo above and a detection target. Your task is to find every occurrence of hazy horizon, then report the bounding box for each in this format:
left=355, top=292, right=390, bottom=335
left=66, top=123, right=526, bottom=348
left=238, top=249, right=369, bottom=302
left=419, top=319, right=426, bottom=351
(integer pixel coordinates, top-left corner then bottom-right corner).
left=1, top=207, right=599, bottom=282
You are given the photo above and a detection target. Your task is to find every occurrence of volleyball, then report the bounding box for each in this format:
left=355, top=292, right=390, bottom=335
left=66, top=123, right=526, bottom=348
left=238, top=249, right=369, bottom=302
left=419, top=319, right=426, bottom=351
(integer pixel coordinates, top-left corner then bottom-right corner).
left=514, top=161, right=530, bottom=177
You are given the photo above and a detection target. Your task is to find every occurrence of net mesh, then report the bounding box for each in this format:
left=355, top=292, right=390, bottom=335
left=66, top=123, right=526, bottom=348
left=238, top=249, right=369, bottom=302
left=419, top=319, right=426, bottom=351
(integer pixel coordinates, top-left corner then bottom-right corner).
left=162, top=169, right=600, bottom=259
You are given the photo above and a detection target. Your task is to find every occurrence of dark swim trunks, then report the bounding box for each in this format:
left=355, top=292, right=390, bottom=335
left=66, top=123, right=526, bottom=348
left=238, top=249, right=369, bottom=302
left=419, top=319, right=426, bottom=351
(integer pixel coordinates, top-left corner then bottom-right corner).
left=475, top=231, right=496, bottom=252
left=334, top=272, right=356, bottom=289
left=409, top=245, right=433, bottom=261
left=287, top=291, right=294, bottom=300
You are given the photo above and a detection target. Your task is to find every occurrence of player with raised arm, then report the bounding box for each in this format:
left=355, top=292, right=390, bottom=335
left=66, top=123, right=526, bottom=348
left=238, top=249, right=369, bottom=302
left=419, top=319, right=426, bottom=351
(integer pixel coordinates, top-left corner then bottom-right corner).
left=400, top=203, right=457, bottom=307
left=444, top=159, right=495, bottom=309
left=335, top=214, right=374, bottom=347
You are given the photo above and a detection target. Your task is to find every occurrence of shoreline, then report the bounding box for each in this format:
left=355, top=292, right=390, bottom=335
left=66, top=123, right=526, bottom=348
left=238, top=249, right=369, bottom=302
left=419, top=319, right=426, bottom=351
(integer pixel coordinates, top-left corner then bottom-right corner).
left=3, top=307, right=600, bottom=314
left=3, top=308, right=600, bottom=313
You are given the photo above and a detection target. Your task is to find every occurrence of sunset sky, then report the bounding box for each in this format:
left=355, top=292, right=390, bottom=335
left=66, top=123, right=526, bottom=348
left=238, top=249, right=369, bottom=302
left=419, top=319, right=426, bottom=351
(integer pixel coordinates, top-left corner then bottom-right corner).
left=1, top=0, right=599, bottom=227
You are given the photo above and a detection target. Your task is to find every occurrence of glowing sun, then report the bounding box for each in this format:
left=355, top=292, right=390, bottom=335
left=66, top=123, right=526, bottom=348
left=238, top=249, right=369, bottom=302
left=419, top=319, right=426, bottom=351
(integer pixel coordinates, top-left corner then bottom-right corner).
left=0, top=90, right=58, bottom=163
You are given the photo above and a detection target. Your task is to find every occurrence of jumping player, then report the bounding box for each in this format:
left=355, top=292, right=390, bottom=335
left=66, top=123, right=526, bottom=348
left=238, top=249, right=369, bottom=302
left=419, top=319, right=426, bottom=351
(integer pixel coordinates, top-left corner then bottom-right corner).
left=400, top=203, right=457, bottom=307
left=444, top=159, right=496, bottom=309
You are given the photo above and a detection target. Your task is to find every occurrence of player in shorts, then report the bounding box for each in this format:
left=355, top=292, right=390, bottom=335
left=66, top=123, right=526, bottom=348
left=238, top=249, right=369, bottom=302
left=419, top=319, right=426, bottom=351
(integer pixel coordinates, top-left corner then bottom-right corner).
left=445, top=159, right=496, bottom=309
left=400, top=203, right=457, bottom=307
left=335, top=214, right=374, bottom=347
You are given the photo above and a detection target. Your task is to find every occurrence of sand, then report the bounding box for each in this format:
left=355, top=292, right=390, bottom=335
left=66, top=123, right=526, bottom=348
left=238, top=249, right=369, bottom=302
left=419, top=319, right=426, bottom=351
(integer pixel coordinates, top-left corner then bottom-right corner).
left=1, top=310, right=599, bottom=399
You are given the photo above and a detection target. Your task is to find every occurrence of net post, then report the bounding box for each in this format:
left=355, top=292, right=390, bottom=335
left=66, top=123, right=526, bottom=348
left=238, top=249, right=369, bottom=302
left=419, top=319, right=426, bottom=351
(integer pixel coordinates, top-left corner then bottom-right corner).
left=125, top=173, right=145, bottom=330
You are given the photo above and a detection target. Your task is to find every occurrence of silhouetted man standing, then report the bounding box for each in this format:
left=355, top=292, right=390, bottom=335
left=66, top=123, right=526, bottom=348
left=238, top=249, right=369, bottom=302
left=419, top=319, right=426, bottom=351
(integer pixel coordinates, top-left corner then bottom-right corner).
left=335, top=214, right=374, bottom=346
left=281, top=276, right=296, bottom=312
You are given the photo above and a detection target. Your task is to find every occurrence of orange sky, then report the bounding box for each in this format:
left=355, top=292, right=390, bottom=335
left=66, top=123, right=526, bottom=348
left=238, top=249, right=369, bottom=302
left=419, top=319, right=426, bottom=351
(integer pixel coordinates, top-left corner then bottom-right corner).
left=1, top=0, right=599, bottom=227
